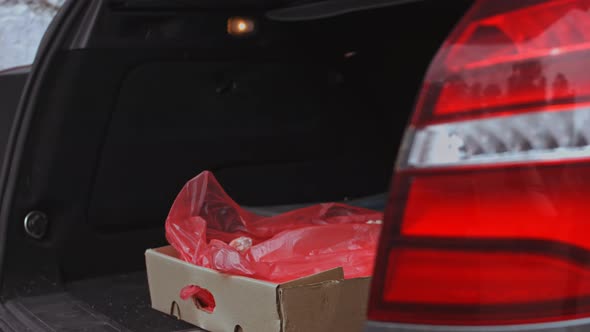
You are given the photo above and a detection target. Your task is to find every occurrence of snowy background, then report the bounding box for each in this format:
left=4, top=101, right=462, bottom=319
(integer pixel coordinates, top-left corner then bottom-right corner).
left=0, top=0, right=63, bottom=71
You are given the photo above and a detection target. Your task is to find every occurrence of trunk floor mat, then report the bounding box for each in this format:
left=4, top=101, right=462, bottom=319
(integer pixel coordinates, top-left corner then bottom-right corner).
left=5, top=272, right=201, bottom=332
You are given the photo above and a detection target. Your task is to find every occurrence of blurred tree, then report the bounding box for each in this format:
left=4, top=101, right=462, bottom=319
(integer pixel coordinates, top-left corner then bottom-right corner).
left=0, top=0, right=63, bottom=70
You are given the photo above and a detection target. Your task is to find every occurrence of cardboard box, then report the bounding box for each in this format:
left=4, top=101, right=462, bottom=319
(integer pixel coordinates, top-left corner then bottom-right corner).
left=146, top=246, right=371, bottom=332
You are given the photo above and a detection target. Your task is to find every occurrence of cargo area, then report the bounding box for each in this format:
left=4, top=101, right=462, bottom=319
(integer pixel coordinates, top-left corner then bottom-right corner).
left=0, top=0, right=471, bottom=331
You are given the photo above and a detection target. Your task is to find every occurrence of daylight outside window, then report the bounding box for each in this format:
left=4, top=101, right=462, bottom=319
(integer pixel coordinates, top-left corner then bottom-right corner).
left=0, top=0, right=63, bottom=71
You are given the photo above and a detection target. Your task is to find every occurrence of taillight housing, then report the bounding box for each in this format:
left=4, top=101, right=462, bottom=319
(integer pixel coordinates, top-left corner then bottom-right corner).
left=369, top=0, right=590, bottom=326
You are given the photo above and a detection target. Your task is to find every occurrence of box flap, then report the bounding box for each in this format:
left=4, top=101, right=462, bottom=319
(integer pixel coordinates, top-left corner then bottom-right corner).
left=329, top=277, right=371, bottom=332
left=279, top=267, right=344, bottom=288
left=278, top=279, right=343, bottom=332
left=278, top=275, right=371, bottom=332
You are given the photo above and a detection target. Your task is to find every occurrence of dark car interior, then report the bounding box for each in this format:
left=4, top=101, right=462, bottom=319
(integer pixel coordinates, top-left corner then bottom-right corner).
left=0, top=0, right=471, bottom=330
left=0, top=67, right=27, bottom=174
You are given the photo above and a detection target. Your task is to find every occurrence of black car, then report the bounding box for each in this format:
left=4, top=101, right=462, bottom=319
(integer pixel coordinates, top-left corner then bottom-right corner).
left=3, top=0, right=587, bottom=331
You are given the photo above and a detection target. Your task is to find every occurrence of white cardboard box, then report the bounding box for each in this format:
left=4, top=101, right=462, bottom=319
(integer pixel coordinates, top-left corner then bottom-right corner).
left=146, top=246, right=370, bottom=332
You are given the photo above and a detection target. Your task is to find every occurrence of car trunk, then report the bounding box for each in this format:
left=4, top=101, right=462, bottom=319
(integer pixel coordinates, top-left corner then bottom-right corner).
left=0, top=0, right=470, bottom=331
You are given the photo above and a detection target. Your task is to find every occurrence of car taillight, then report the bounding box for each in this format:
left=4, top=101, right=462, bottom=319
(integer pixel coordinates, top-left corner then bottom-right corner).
left=369, top=0, right=590, bottom=326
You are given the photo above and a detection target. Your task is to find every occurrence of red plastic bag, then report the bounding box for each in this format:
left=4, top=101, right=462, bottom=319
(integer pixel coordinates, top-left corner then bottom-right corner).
left=165, top=171, right=382, bottom=282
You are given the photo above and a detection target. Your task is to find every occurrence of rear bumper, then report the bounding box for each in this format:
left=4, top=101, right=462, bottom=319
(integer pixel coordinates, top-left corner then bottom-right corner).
left=365, top=319, right=590, bottom=332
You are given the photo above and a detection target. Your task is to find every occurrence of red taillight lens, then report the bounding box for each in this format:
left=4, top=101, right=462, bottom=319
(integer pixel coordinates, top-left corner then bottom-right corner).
left=369, top=0, right=590, bottom=326
left=417, top=0, right=590, bottom=122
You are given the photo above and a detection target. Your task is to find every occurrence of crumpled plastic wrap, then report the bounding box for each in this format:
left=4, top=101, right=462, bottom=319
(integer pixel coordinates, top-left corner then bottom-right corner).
left=165, top=171, right=383, bottom=282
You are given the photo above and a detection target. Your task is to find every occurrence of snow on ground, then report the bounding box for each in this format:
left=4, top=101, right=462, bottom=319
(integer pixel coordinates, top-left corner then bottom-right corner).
left=0, top=0, right=62, bottom=71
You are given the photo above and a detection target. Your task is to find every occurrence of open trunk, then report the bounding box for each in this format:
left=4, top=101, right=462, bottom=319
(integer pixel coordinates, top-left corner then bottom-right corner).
left=0, top=0, right=470, bottom=330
